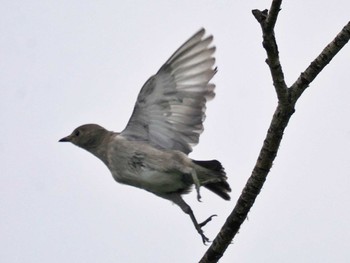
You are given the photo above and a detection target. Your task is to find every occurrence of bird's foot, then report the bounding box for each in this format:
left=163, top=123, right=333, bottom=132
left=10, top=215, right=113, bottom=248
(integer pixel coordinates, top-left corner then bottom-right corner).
left=196, top=190, right=202, bottom=202
left=197, top=214, right=217, bottom=245
left=191, top=170, right=202, bottom=202
left=199, top=229, right=210, bottom=245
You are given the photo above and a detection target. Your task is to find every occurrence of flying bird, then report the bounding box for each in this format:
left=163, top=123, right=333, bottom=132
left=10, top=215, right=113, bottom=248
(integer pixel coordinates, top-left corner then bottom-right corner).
left=59, top=28, right=231, bottom=244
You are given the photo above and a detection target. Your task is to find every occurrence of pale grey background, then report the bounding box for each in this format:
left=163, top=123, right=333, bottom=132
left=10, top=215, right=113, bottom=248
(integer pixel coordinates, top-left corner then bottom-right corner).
left=1, top=1, right=350, bottom=262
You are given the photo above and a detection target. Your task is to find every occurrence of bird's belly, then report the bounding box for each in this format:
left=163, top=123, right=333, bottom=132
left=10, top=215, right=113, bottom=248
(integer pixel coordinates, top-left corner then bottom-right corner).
left=106, top=139, right=193, bottom=194
left=111, top=168, right=190, bottom=194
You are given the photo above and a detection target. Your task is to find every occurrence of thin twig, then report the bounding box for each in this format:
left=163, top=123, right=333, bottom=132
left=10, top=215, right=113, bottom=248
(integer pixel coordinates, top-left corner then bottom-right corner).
left=253, top=1, right=288, bottom=104
left=265, top=0, right=282, bottom=32
left=290, top=21, right=350, bottom=102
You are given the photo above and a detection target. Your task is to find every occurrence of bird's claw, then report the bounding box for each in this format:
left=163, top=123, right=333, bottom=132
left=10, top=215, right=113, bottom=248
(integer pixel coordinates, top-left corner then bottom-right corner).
left=197, top=214, right=217, bottom=245
left=197, top=191, right=202, bottom=202
left=200, top=231, right=210, bottom=245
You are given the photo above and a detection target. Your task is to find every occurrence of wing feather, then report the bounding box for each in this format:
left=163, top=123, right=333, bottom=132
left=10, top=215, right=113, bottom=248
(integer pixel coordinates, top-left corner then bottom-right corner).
left=121, top=29, right=217, bottom=154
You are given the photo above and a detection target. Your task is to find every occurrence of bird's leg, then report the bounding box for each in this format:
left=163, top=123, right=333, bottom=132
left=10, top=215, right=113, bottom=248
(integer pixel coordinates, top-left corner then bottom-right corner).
left=191, top=169, right=202, bottom=201
left=165, top=193, right=215, bottom=245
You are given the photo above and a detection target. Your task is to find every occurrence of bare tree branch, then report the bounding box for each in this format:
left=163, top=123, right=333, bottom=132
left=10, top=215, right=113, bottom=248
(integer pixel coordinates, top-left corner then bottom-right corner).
left=290, top=21, right=350, bottom=102
left=199, top=2, right=350, bottom=263
left=265, top=0, right=282, bottom=32
left=253, top=0, right=288, bottom=104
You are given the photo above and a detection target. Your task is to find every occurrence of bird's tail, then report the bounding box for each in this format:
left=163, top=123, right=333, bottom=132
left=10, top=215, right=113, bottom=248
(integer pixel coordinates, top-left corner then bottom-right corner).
left=192, top=159, right=231, bottom=200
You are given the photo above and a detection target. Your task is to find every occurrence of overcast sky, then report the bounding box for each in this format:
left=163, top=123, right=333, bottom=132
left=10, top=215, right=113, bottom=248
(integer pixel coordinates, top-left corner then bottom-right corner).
left=1, top=1, right=350, bottom=262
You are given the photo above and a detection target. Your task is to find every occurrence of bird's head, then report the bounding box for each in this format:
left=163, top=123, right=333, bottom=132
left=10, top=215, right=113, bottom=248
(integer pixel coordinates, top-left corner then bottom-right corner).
left=59, top=124, right=109, bottom=150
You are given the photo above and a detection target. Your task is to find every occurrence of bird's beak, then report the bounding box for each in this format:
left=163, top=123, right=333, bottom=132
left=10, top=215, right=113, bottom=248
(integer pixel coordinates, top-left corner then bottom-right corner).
left=59, top=135, right=72, bottom=142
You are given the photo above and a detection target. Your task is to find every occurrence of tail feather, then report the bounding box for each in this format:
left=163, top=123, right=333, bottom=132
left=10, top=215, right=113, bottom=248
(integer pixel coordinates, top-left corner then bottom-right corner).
left=205, top=182, right=231, bottom=200
left=192, top=159, right=231, bottom=200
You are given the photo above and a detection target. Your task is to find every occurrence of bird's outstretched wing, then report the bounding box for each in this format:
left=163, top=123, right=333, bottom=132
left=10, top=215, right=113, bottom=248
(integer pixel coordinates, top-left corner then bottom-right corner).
left=121, top=28, right=217, bottom=154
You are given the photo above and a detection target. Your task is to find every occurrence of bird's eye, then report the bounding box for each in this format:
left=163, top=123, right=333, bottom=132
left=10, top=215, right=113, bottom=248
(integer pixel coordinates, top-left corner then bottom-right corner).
left=74, top=130, right=80, bottom=136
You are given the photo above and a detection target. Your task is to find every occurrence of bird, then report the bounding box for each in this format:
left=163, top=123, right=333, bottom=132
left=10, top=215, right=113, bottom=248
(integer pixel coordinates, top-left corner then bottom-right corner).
left=59, top=28, right=231, bottom=244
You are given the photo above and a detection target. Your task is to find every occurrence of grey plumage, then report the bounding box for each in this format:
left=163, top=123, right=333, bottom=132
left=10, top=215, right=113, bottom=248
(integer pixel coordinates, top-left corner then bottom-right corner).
left=59, top=29, right=231, bottom=244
